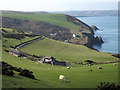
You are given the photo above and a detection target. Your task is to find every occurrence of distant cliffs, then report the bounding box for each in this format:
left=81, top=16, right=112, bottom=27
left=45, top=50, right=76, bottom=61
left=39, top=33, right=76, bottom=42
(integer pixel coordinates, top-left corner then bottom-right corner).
left=91, top=25, right=99, bottom=31
left=65, top=15, right=103, bottom=48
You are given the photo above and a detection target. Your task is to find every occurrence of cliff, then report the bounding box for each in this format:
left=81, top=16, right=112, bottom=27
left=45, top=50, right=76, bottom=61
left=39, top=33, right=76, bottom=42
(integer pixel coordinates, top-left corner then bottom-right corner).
left=65, top=15, right=103, bottom=47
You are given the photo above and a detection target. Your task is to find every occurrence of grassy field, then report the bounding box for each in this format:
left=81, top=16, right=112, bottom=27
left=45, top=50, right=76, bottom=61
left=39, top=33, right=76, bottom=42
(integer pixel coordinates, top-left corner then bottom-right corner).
left=3, top=13, right=80, bottom=30
left=2, top=51, right=119, bottom=88
left=2, top=28, right=119, bottom=88
left=20, top=37, right=118, bottom=63
left=1, top=28, right=40, bottom=51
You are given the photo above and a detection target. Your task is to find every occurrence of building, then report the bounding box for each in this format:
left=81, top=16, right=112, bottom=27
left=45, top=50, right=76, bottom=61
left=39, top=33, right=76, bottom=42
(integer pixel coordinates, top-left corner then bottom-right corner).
left=9, top=50, right=23, bottom=57
left=39, top=56, right=66, bottom=66
left=42, top=56, right=56, bottom=64
left=50, top=33, right=57, bottom=36
left=73, top=34, right=77, bottom=37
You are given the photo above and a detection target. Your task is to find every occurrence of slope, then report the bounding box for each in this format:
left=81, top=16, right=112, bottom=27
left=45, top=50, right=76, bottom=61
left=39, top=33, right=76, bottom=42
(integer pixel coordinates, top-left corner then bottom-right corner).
left=2, top=51, right=119, bottom=88
left=2, top=28, right=119, bottom=88
left=2, top=13, right=80, bottom=30
left=20, top=37, right=117, bottom=63
left=2, top=11, right=103, bottom=47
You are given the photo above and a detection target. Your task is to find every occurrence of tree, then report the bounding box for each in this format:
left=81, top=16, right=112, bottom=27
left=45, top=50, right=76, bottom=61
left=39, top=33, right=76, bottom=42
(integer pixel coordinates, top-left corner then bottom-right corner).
left=85, top=60, right=94, bottom=64
left=96, top=82, right=120, bottom=90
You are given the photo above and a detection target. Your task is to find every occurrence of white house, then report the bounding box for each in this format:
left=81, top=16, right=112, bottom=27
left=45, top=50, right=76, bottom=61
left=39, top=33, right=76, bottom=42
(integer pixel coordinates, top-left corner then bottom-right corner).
left=73, top=34, right=77, bottom=37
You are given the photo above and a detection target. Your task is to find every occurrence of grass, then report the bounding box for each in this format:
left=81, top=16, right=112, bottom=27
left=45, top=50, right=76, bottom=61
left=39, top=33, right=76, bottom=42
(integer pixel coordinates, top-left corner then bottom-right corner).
left=1, top=27, right=119, bottom=88
left=20, top=37, right=117, bottom=63
left=2, top=28, right=40, bottom=50
left=2, top=51, right=119, bottom=88
left=2, top=31, right=119, bottom=88
left=2, top=13, right=80, bottom=30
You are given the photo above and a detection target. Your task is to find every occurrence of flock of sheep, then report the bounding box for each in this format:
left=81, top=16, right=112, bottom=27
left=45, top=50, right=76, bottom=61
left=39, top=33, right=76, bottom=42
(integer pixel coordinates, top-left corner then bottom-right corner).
left=59, top=63, right=117, bottom=83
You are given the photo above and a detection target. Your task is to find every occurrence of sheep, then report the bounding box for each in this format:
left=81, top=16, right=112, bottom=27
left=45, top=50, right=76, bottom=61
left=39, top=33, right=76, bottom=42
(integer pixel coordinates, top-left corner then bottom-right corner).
left=67, top=66, right=71, bottom=69
left=85, top=65, right=88, bottom=67
left=88, top=64, right=92, bottom=66
left=113, top=63, right=117, bottom=66
left=98, top=67, right=102, bottom=69
left=59, top=75, right=66, bottom=83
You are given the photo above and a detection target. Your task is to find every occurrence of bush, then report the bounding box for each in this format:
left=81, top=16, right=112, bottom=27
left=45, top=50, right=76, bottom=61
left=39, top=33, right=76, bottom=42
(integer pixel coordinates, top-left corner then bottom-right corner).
left=2, top=66, right=14, bottom=76
left=85, top=60, right=94, bottom=64
left=13, top=67, right=22, bottom=72
left=96, top=82, right=120, bottom=90
left=19, top=69, right=35, bottom=79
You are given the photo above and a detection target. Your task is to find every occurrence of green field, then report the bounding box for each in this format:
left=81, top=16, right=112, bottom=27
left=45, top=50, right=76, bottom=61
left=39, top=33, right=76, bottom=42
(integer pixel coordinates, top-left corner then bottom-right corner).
left=20, top=37, right=117, bottom=63
left=2, top=50, right=119, bottom=88
left=3, top=13, right=80, bottom=30
left=1, top=28, right=40, bottom=51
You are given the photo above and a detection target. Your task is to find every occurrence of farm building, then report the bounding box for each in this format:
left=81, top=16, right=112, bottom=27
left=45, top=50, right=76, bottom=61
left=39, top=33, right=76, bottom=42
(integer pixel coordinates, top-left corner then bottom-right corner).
left=53, top=61, right=66, bottom=66
left=39, top=56, right=66, bottom=66
left=42, top=56, right=56, bottom=63
left=9, top=50, right=23, bottom=57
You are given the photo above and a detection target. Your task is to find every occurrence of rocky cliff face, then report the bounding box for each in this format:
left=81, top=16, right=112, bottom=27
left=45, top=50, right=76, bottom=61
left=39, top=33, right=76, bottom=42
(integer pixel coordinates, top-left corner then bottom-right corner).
left=65, top=15, right=103, bottom=48
left=91, top=25, right=99, bottom=31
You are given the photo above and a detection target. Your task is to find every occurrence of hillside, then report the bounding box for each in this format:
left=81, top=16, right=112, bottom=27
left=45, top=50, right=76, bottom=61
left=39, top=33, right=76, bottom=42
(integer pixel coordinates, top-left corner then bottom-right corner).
left=20, top=37, right=117, bottom=63
left=1, top=28, right=119, bottom=88
left=2, top=50, right=119, bottom=88
left=2, top=10, right=103, bottom=48
left=2, top=28, right=116, bottom=63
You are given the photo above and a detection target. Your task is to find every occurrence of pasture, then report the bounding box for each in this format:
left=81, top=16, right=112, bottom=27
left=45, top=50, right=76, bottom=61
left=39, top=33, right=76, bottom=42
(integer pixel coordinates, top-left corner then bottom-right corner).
left=2, top=51, right=119, bottom=88
left=2, top=28, right=119, bottom=88
left=3, top=13, right=80, bottom=30
left=20, top=38, right=117, bottom=63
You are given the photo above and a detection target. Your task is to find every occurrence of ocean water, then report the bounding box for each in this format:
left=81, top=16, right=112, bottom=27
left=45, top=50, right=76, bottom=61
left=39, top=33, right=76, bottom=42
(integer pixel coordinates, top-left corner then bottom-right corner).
left=77, top=16, right=118, bottom=54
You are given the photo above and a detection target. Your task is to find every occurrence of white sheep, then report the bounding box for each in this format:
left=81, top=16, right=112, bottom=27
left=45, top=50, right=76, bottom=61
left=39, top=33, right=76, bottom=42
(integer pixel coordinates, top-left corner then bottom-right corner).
left=98, top=67, right=102, bottom=69
left=113, top=63, right=117, bottom=66
left=59, top=75, right=66, bottom=83
left=67, top=66, right=71, bottom=69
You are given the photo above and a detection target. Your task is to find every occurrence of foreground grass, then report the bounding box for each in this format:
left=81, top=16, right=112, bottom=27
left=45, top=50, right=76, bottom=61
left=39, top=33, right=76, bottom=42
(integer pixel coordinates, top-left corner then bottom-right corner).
left=20, top=38, right=117, bottom=63
left=2, top=51, right=119, bottom=88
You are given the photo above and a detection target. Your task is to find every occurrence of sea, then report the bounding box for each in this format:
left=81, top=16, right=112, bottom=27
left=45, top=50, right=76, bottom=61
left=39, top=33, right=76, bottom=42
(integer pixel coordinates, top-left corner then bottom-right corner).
left=77, top=16, right=118, bottom=54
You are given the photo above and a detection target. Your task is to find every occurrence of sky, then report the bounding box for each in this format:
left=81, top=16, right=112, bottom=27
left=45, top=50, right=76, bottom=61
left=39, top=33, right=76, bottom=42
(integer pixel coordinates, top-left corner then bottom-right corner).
left=0, top=0, right=119, bottom=11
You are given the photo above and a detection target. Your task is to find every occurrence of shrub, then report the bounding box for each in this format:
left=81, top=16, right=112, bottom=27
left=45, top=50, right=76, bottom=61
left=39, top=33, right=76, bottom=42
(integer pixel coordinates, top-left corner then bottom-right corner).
left=2, top=66, right=14, bottom=76
left=19, top=69, right=35, bottom=79
left=13, top=67, right=22, bottom=72
left=96, top=82, right=120, bottom=90
left=85, top=60, right=94, bottom=64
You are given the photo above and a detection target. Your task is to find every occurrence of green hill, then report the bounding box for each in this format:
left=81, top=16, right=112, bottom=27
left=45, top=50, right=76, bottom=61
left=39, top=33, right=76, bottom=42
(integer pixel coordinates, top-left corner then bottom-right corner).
left=20, top=37, right=117, bottom=63
left=2, top=12, right=79, bottom=30
left=1, top=28, right=119, bottom=88
left=2, top=10, right=103, bottom=47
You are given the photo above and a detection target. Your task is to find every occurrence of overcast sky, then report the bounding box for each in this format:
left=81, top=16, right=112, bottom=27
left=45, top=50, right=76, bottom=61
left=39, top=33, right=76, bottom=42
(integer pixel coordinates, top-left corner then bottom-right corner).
left=0, top=0, right=119, bottom=11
